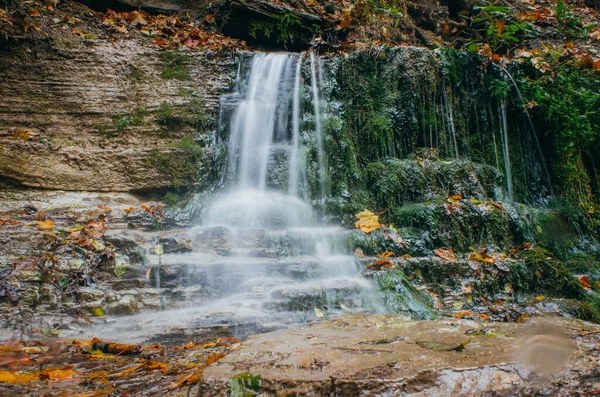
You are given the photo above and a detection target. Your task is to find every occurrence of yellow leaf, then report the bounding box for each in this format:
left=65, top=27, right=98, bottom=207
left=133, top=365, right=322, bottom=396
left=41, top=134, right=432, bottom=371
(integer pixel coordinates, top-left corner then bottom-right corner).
left=355, top=209, right=381, bottom=234
left=36, top=219, right=55, bottom=230
left=536, top=295, right=545, bottom=301
left=0, top=370, right=38, bottom=383
left=92, top=307, right=104, bottom=317
left=91, top=240, right=105, bottom=251
left=67, top=225, right=84, bottom=233
left=40, top=367, right=77, bottom=381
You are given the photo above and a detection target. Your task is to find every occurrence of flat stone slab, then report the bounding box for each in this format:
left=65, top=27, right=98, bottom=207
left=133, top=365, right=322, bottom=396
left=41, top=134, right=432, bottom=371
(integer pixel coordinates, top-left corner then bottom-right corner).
left=200, top=314, right=600, bottom=396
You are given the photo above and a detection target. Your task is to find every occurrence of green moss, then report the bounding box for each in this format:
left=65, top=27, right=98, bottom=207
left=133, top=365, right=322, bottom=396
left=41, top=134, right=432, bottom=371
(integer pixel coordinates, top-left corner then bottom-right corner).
left=228, top=372, right=261, bottom=397
left=369, top=269, right=436, bottom=320
left=148, top=137, right=210, bottom=187
left=519, top=247, right=584, bottom=299
left=156, top=100, right=213, bottom=132
left=159, top=51, right=191, bottom=81
left=517, top=53, right=600, bottom=232
left=94, top=107, right=147, bottom=137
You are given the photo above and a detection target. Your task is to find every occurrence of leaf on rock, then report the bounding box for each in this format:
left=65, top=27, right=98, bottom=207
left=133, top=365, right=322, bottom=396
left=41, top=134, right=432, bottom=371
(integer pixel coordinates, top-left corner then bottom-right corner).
left=9, top=128, right=36, bottom=140
left=366, top=259, right=394, bottom=271
left=92, top=307, right=105, bottom=317
left=579, top=275, right=592, bottom=290
left=206, top=352, right=226, bottom=366
left=36, top=219, right=55, bottom=230
left=355, top=209, right=381, bottom=234
left=435, top=248, right=457, bottom=263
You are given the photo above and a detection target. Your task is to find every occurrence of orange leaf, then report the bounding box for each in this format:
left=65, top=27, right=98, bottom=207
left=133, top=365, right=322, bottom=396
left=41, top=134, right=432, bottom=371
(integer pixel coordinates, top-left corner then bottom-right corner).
left=366, top=259, right=394, bottom=271
left=205, top=14, right=216, bottom=24
left=435, top=248, right=457, bottom=263
left=579, top=275, right=592, bottom=290
left=9, top=128, right=36, bottom=141
left=206, top=352, right=226, bottom=366
left=29, top=8, right=41, bottom=17
left=0, top=370, right=38, bottom=383
left=172, top=368, right=204, bottom=389
left=497, top=20, right=505, bottom=36
left=40, top=366, right=77, bottom=381
left=453, top=311, right=489, bottom=322
left=448, top=195, right=462, bottom=201
left=98, top=204, right=112, bottom=211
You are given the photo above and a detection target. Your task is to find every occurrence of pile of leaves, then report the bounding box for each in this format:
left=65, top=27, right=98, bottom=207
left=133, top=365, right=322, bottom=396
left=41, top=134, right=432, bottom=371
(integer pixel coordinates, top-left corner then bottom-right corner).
left=0, top=1, right=245, bottom=52
left=0, top=201, right=166, bottom=323
left=0, top=336, right=238, bottom=396
left=98, top=9, right=245, bottom=51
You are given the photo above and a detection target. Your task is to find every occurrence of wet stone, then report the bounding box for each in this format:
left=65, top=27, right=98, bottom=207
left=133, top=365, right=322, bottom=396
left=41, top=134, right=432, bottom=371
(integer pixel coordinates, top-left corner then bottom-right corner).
left=199, top=315, right=600, bottom=396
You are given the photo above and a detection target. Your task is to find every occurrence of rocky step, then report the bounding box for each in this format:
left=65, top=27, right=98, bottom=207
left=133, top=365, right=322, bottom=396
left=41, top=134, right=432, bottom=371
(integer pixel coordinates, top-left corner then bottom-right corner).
left=263, top=278, right=374, bottom=312
left=134, top=254, right=360, bottom=291
left=189, top=225, right=352, bottom=256
left=72, top=304, right=322, bottom=345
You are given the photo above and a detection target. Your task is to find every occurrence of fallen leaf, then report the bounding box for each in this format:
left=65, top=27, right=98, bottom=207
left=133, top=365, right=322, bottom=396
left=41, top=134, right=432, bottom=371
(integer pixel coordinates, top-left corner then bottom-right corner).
left=36, top=219, right=55, bottom=230
left=98, top=204, right=112, bottom=211
left=435, top=248, right=457, bottom=263
left=314, top=307, right=325, bottom=318
left=355, top=209, right=381, bottom=234
left=40, top=366, right=77, bottom=381
left=9, top=128, right=36, bottom=140
left=92, top=307, right=104, bottom=317
left=453, top=311, right=489, bottom=322
left=379, top=251, right=395, bottom=258
left=0, top=370, right=38, bottom=383
left=29, top=8, right=40, bottom=17
left=206, top=352, right=226, bottom=366
left=366, top=259, right=394, bottom=271
left=172, top=368, right=204, bottom=389
left=448, top=195, right=463, bottom=201
left=0, top=217, right=20, bottom=228
left=205, top=14, right=216, bottom=24
left=579, top=275, right=592, bottom=290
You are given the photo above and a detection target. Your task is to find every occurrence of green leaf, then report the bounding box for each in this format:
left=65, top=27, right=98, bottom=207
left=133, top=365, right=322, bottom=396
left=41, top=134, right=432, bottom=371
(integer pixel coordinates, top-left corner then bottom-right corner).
left=556, top=0, right=565, bottom=19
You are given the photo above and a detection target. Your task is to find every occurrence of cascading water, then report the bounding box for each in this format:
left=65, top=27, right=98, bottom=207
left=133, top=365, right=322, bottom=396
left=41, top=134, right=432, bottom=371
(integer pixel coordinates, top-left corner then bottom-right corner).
left=204, top=51, right=382, bottom=314
left=85, top=52, right=383, bottom=343
left=500, top=101, right=514, bottom=200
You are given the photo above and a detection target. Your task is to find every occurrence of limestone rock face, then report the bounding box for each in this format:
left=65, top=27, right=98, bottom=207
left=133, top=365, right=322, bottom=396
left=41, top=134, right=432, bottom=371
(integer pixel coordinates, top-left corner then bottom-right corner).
left=0, top=39, right=235, bottom=192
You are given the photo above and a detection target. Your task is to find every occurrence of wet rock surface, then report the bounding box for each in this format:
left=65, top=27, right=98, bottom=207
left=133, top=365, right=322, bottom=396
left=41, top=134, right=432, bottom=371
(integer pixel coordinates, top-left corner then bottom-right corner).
left=200, top=315, right=600, bottom=396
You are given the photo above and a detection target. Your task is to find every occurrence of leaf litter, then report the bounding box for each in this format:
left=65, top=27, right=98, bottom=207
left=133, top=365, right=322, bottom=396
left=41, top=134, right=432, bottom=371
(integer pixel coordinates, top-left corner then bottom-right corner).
left=0, top=335, right=238, bottom=395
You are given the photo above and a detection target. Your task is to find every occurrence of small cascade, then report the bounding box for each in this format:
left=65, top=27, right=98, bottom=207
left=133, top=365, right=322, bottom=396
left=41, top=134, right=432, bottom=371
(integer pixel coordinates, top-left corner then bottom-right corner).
left=288, top=53, right=304, bottom=197
left=442, top=79, right=459, bottom=160
left=500, top=101, right=514, bottom=200
left=494, top=64, right=551, bottom=193
left=310, top=52, right=326, bottom=205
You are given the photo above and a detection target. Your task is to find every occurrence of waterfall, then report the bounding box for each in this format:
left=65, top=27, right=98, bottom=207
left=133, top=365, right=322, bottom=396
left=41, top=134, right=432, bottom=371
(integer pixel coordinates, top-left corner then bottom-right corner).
left=442, top=79, right=459, bottom=160
left=288, top=54, right=304, bottom=197
left=310, top=52, right=326, bottom=205
left=501, top=101, right=514, bottom=200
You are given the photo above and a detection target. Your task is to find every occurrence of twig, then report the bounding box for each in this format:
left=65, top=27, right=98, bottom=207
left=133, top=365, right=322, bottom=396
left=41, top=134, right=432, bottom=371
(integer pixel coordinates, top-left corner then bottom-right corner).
left=579, top=330, right=600, bottom=337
